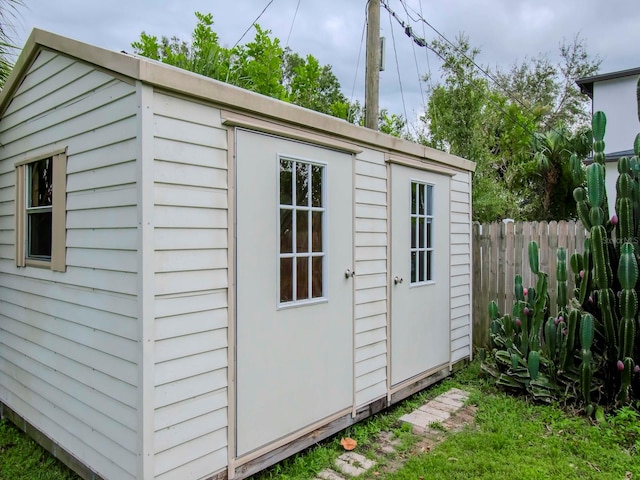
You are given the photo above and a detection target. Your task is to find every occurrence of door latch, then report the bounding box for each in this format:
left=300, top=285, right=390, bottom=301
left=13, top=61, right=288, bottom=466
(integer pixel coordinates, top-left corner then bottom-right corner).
left=394, top=276, right=404, bottom=285
left=345, top=269, right=356, bottom=278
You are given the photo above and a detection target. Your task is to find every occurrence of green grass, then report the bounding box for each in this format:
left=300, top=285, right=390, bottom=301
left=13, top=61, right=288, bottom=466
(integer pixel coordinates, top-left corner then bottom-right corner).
left=385, top=394, right=639, bottom=479
left=0, top=420, right=79, bottom=480
left=256, top=361, right=640, bottom=479
left=2, top=361, right=640, bottom=479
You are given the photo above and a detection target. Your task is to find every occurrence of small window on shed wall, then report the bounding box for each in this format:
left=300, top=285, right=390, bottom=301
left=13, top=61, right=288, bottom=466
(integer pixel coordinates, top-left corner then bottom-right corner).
left=15, top=150, right=67, bottom=272
left=279, top=158, right=325, bottom=305
left=410, top=181, right=433, bottom=284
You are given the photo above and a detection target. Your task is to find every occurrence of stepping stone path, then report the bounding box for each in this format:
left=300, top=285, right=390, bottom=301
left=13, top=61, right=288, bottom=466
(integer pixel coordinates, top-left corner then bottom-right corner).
left=313, top=388, right=473, bottom=479
left=399, top=387, right=470, bottom=431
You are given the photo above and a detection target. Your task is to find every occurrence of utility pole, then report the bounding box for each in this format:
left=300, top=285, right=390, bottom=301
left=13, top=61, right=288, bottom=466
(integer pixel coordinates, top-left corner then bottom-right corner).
left=365, top=0, right=380, bottom=130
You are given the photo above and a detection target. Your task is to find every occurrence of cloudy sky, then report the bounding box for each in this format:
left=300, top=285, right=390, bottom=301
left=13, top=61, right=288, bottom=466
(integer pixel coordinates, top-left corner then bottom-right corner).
left=11, top=0, right=640, bottom=129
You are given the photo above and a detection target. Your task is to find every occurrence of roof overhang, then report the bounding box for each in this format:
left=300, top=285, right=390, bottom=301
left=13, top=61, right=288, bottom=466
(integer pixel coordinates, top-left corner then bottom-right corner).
left=1, top=28, right=476, bottom=173
left=576, top=67, right=640, bottom=99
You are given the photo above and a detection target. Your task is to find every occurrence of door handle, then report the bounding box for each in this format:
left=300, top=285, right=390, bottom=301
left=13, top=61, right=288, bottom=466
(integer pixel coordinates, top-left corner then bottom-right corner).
left=345, top=269, right=356, bottom=279
left=394, top=276, right=403, bottom=285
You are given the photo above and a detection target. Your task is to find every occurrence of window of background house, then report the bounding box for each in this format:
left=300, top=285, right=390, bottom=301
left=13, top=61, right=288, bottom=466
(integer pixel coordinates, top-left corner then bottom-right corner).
left=410, top=181, right=433, bottom=284
left=15, top=150, right=67, bottom=271
left=279, top=158, right=325, bottom=305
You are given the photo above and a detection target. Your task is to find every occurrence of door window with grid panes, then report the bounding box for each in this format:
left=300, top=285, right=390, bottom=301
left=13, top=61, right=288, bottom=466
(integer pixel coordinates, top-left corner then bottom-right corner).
left=410, top=181, right=434, bottom=284
left=279, top=158, right=325, bottom=304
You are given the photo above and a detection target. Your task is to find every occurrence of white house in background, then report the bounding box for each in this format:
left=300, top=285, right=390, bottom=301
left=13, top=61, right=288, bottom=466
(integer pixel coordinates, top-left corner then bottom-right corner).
left=576, top=67, right=640, bottom=213
left=0, top=29, right=475, bottom=480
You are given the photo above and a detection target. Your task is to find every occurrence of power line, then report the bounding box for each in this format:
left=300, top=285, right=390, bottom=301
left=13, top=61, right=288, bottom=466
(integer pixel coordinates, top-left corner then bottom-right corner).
left=398, top=0, right=576, bottom=143
left=381, top=0, right=543, bottom=141
left=349, top=5, right=368, bottom=120
left=387, top=8, right=409, bottom=134
left=285, top=0, right=301, bottom=49
left=396, top=0, right=528, bottom=114
left=232, top=0, right=276, bottom=49
left=417, top=0, right=435, bottom=135
left=403, top=1, right=426, bottom=113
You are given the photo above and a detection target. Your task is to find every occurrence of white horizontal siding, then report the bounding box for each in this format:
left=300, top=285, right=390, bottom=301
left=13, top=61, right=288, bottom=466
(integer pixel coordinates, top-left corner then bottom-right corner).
left=0, top=51, right=138, bottom=480
left=354, top=149, right=388, bottom=407
left=151, top=91, right=229, bottom=478
left=450, top=172, right=472, bottom=364
left=0, top=371, right=136, bottom=480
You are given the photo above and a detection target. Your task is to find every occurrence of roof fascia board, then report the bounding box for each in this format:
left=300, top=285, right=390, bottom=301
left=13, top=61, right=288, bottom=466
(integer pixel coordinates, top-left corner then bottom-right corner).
left=2, top=28, right=476, bottom=173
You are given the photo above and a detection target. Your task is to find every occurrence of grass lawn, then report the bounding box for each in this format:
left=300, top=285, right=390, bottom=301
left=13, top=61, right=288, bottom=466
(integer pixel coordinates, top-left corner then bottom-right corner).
left=0, top=420, right=79, bottom=480
left=1, top=360, right=639, bottom=479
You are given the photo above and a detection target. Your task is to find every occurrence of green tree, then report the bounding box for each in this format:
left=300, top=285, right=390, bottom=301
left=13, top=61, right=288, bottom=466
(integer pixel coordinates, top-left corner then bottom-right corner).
left=0, top=0, right=23, bottom=87
left=495, top=35, right=601, bottom=130
left=509, top=125, right=591, bottom=220
left=131, top=12, right=365, bottom=122
left=378, top=109, right=408, bottom=138
left=421, top=35, right=520, bottom=221
left=420, top=33, right=600, bottom=222
left=282, top=49, right=353, bottom=118
left=233, top=24, right=285, bottom=98
left=131, top=13, right=237, bottom=87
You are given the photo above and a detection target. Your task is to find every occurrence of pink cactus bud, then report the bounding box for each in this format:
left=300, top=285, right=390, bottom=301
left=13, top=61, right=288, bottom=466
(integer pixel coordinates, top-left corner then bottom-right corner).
left=579, top=270, right=585, bottom=278
left=554, top=317, right=560, bottom=326
left=588, top=296, right=593, bottom=303
left=515, top=317, right=522, bottom=327
left=617, top=360, right=625, bottom=371
left=558, top=315, right=564, bottom=323
left=524, top=307, right=530, bottom=316
left=523, top=287, right=528, bottom=296
left=635, top=365, right=640, bottom=374
left=611, top=214, right=618, bottom=225
left=562, top=328, right=568, bottom=336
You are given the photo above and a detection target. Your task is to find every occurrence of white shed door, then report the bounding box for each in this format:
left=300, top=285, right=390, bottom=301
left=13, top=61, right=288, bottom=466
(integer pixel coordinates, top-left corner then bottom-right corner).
left=390, top=164, right=450, bottom=385
left=235, top=129, right=354, bottom=457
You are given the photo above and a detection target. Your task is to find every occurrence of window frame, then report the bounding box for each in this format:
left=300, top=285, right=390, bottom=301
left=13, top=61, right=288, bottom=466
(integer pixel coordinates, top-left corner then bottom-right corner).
left=277, top=154, right=327, bottom=309
left=409, top=180, right=435, bottom=286
left=15, top=148, right=67, bottom=272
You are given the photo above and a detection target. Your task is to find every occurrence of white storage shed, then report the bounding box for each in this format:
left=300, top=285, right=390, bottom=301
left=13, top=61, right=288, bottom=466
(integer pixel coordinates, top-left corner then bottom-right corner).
left=0, top=29, right=475, bottom=480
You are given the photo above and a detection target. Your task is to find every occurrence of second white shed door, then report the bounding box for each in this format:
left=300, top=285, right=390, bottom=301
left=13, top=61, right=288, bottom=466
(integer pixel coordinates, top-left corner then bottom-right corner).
left=235, top=129, right=354, bottom=457
left=390, top=164, right=450, bottom=385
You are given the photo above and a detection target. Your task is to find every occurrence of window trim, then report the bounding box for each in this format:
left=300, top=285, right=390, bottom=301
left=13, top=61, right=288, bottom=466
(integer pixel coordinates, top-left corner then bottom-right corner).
left=277, top=154, right=328, bottom=309
left=409, top=179, right=435, bottom=287
left=15, top=148, right=67, bottom=272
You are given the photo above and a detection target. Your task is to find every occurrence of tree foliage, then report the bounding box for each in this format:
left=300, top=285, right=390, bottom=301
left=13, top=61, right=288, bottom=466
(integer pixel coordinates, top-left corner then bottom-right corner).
left=495, top=34, right=601, bottom=131
left=0, top=0, right=23, bottom=87
left=420, top=34, right=601, bottom=222
left=510, top=125, right=591, bottom=220
left=420, top=35, right=524, bottom=221
left=132, top=12, right=360, bottom=122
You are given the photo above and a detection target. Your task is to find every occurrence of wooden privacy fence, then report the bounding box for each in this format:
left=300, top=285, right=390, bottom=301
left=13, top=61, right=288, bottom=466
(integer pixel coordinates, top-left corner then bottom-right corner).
left=472, top=220, right=589, bottom=349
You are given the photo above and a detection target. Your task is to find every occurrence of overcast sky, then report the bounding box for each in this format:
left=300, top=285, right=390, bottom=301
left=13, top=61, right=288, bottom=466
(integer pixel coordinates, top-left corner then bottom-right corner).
left=12, top=0, right=640, bottom=130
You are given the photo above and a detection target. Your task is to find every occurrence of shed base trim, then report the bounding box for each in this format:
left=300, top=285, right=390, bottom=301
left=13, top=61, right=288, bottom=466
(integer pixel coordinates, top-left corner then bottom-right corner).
left=0, top=401, right=104, bottom=480
left=0, top=359, right=469, bottom=480
left=231, top=359, right=468, bottom=479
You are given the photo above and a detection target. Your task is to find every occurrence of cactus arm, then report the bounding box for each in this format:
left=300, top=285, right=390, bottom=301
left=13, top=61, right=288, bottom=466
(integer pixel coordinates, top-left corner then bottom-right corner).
left=557, top=248, right=568, bottom=311
left=529, top=241, right=540, bottom=274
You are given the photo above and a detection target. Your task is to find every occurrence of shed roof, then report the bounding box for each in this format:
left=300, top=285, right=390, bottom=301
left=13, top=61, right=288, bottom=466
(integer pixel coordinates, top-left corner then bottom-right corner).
left=1, top=28, right=475, bottom=173
left=576, top=67, right=640, bottom=98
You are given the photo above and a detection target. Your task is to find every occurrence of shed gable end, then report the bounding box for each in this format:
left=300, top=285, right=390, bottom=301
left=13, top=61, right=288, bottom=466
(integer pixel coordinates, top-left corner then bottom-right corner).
left=0, top=48, right=140, bottom=480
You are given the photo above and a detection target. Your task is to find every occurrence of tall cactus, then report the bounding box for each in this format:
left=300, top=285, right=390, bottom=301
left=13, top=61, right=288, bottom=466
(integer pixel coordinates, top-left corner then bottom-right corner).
left=484, top=77, right=640, bottom=412
left=579, top=313, right=595, bottom=409
left=557, top=248, right=568, bottom=312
